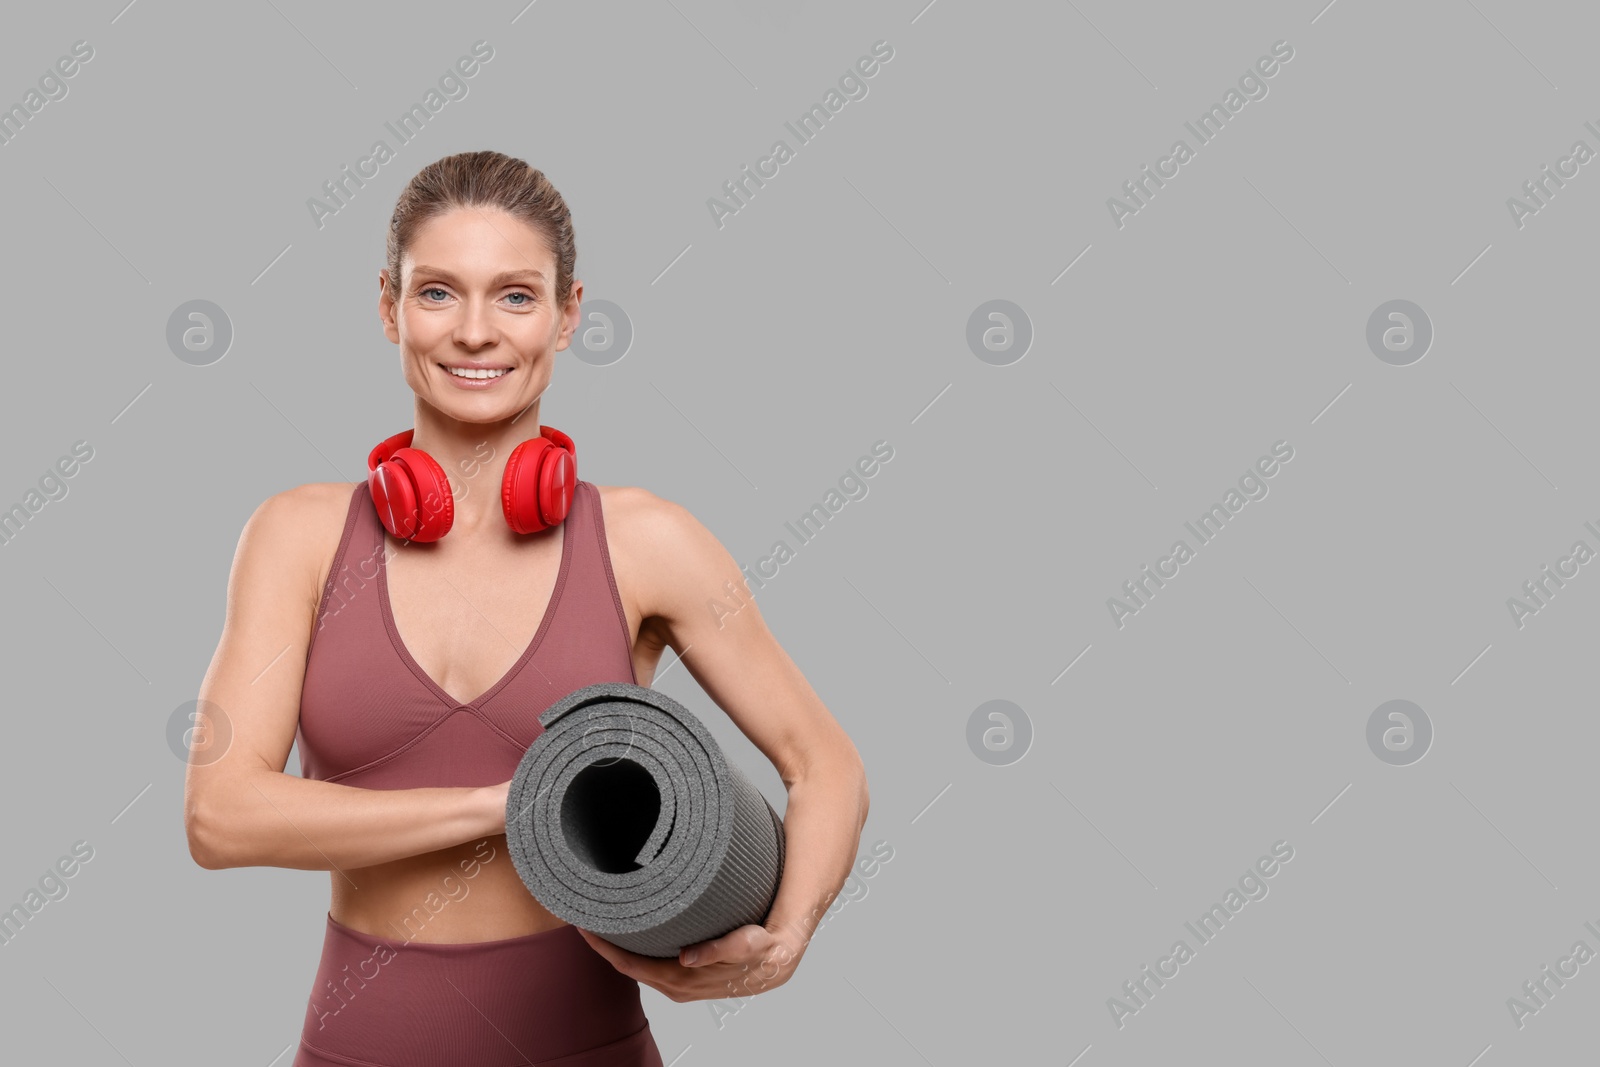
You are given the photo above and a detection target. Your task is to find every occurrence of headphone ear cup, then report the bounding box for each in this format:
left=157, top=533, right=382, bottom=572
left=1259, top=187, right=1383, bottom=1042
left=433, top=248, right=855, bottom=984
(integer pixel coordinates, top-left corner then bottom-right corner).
left=536, top=445, right=575, bottom=530
left=537, top=425, right=576, bottom=529
left=369, top=457, right=420, bottom=540
left=502, top=428, right=578, bottom=535
left=501, top=437, right=552, bottom=535
left=390, top=447, right=454, bottom=541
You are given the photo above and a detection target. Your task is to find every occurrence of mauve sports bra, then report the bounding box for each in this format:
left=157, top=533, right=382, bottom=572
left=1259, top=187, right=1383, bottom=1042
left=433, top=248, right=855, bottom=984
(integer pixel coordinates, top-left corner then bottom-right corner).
left=295, top=479, right=638, bottom=790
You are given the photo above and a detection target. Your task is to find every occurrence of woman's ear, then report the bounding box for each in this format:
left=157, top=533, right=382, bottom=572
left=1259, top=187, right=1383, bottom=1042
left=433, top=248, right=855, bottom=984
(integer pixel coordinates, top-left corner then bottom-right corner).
left=378, top=270, right=400, bottom=343
left=556, top=279, right=583, bottom=351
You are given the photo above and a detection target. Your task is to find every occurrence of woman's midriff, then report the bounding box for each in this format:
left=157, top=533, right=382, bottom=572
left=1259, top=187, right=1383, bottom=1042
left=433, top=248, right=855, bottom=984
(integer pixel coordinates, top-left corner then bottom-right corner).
left=328, top=833, right=567, bottom=944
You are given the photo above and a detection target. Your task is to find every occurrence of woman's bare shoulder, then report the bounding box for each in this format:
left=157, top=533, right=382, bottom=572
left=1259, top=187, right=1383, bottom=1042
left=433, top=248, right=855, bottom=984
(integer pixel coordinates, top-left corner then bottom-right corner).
left=591, top=482, right=691, bottom=540
left=590, top=481, right=735, bottom=598
left=235, top=481, right=363, bottom=587
left=247, top=481, right=359, bottom=535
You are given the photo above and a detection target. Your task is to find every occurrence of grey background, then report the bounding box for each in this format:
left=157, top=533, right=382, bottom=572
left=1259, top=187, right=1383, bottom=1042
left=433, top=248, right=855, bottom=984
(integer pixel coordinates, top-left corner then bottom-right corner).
left=0, top=0, right=1593, bottom=1064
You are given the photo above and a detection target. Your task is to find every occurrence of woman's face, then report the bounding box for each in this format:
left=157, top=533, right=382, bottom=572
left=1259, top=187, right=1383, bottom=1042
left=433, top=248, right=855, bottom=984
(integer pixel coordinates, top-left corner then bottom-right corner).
left=378, top=206, right=580, bottom=425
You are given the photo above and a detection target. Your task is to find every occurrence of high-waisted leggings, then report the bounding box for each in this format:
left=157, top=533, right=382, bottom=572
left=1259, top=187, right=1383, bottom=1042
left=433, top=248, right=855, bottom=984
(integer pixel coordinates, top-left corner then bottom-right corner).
left=293, top=912, right=665, bottom=1067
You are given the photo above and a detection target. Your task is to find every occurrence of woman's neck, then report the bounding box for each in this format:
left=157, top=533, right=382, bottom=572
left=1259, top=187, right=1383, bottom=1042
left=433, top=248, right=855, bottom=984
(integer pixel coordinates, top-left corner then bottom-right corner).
left=406, top=400, right=549, bottom=530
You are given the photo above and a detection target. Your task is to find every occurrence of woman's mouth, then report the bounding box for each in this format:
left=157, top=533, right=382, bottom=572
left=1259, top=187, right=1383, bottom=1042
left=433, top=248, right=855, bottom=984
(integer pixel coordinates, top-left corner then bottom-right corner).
left=439, top=363, right=513, bottom=388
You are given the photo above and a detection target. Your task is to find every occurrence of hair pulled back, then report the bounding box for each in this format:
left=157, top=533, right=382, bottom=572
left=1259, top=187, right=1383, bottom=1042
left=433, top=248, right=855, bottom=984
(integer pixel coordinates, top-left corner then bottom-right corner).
left=385, top=150, right=577, bottom=306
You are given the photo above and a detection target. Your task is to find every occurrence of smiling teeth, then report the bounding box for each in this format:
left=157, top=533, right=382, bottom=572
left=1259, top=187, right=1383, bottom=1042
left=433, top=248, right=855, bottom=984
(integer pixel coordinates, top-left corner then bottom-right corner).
left=447, top=366, right=508, bottom=379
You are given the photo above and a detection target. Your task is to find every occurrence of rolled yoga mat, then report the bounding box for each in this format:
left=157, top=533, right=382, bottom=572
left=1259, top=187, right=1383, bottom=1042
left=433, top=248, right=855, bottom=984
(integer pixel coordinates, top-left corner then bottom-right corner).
left=505, top=682, right=787, bottom=958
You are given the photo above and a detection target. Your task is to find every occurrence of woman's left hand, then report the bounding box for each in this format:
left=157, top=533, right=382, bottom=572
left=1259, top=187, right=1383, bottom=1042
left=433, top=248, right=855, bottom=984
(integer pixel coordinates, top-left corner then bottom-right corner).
left=574, top=923, right=804, bottom=1003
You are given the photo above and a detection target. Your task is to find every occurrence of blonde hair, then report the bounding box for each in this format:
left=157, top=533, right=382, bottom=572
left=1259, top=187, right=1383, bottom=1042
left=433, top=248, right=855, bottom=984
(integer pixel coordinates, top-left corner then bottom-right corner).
left=385, top=150, right=577, bottom=305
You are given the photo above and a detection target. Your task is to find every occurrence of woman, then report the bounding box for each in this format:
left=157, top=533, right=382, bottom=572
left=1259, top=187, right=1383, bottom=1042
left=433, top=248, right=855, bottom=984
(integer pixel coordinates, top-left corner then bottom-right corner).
left=184, top=150, right=870, bottom=1066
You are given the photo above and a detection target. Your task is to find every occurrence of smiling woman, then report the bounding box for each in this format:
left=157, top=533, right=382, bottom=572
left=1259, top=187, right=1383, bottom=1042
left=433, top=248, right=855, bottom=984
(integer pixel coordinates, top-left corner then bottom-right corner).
left=185, top=150, right=870, bottom=1067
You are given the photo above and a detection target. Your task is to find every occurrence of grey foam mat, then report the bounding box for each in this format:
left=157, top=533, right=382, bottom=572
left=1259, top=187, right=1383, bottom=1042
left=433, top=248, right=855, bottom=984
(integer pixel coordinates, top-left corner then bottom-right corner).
left=504, top=682, right=787, bottom=958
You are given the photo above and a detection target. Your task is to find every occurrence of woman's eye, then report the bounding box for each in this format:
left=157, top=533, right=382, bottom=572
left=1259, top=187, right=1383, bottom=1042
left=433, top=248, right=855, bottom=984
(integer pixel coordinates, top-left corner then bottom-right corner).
left=417, top=287, right=533, bottom=306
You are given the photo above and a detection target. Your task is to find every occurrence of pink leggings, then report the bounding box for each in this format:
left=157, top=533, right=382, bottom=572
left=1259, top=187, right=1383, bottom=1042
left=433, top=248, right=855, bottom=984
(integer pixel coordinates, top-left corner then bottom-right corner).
left=294, top=912, right=664, bottom=1067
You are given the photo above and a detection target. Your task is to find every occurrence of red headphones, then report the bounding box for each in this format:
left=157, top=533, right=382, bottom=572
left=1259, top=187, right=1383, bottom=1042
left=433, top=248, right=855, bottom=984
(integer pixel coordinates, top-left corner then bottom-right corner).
left=366, top=426, right=577, bottom=542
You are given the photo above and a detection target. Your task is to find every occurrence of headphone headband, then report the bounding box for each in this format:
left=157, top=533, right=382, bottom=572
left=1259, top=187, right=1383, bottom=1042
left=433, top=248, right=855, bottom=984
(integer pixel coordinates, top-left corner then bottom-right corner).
left=367, top=428, right=419, bottom=473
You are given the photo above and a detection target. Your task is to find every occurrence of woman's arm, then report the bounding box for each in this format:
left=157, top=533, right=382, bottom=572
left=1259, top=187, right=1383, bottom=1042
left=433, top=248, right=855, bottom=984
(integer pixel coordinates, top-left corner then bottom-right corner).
left=577, top=487, right=869, bottom=1000
left=184, top=485, right=506, bottom=872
